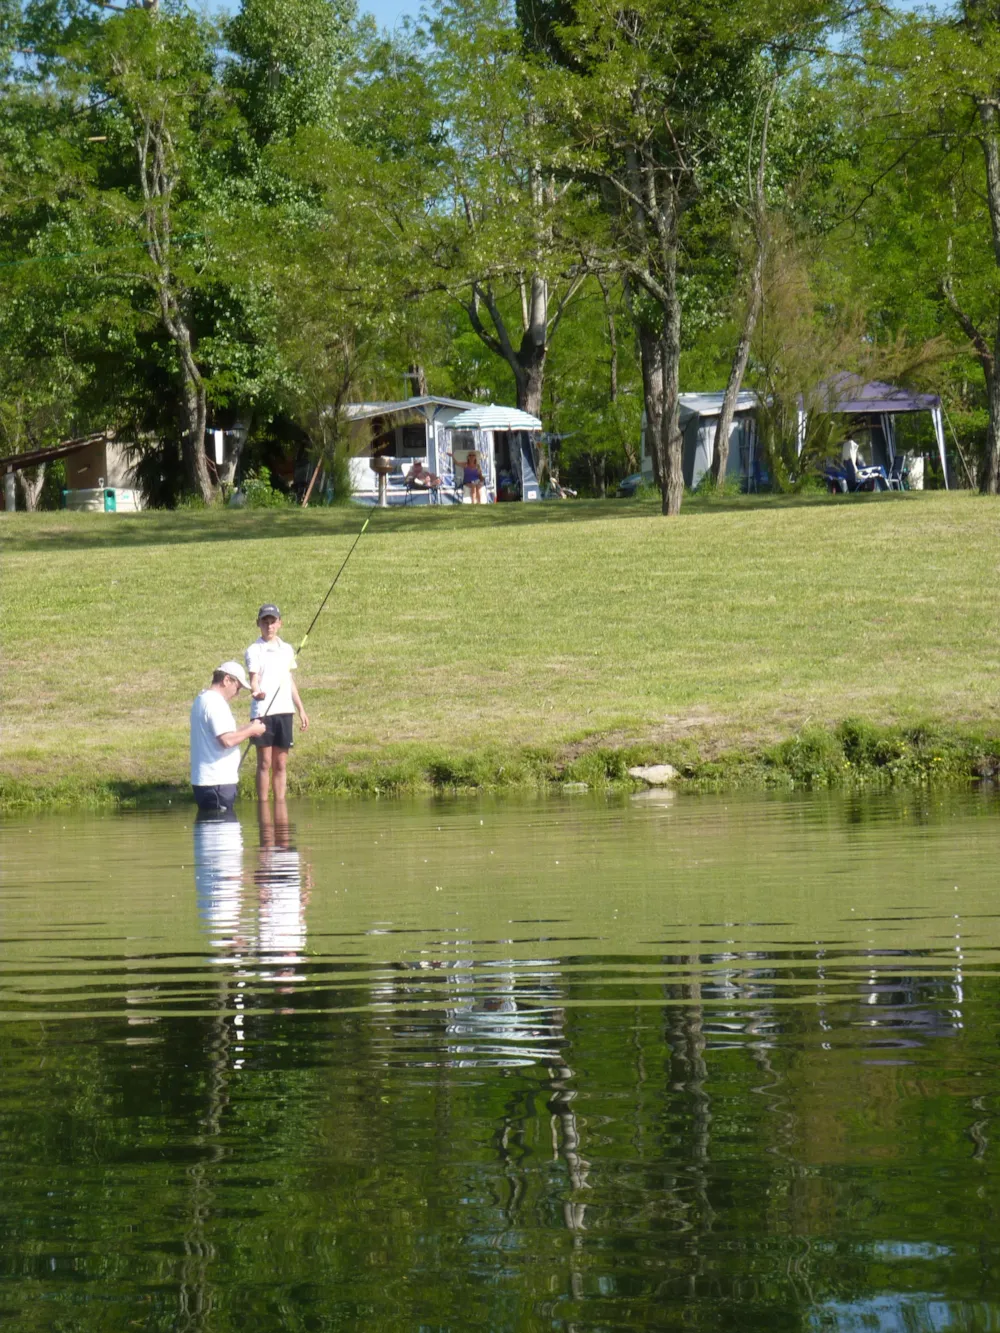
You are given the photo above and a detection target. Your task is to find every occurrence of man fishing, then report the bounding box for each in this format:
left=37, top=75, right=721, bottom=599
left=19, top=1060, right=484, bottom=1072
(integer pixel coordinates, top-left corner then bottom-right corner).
left=190, top=662, right=266, bottom=813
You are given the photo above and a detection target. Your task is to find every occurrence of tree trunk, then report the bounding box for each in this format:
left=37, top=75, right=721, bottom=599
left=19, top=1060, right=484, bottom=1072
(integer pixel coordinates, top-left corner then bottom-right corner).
left=516, top=347, right=546, bottom=417
left=405, top=364, right=429, bottom=397
left=713, top=79, right=774, bottom=487
left=218, top=416, right=250, bottom=489
left=595, top=453, right=606, bottom=497
left=985, top=316, right=1000, bottom=493
left=179, top=366, right=213, bottom=503
left=976, top=98, right=1000, bottom=493
left=638, top=325, right=664, bottom=491
left=157, top=284, right=214, bottom=504
left=18, top=464, right=46, bottom=511
left=711, top=276, right=762, bottom=487
left=461, top=270, right=583, bottom=423
left=657, top=257, right=684, bottom=516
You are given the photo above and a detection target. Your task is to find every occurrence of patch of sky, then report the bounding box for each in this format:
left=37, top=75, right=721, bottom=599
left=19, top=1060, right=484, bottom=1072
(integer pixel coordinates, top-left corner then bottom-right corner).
left=206, top=0, right=421, bottom=27
left=809, top=1296, right=990, bottom=1333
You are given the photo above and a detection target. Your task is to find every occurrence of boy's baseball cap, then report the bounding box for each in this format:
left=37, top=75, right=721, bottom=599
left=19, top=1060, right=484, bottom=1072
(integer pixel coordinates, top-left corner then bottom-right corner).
left=257, top=603, right=281, bottom=620
left=217, top=661, right=251, bottom=691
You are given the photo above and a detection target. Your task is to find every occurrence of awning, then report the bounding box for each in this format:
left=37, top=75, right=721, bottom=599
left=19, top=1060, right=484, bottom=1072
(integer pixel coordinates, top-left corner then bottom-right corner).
left=820, top=374, right=940, bottom=415
left=447, top=405, right=542, bottom=431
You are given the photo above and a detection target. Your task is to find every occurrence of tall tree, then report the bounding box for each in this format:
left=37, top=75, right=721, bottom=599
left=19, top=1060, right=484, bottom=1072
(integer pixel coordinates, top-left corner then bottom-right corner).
left=417, top=0, right=593, bottom=415
left=531, top=0, right=847, bottom=513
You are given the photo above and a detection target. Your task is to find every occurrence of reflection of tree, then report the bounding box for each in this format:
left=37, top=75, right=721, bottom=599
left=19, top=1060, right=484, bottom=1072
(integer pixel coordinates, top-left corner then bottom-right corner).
left=376, top=950, right=592, bottom=1239
left=179, top=805, right=314, bottom=1328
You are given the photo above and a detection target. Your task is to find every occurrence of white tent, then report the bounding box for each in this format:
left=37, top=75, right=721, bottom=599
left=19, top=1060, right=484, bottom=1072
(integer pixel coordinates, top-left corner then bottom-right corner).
left=641, top=392, right=759, bottom=489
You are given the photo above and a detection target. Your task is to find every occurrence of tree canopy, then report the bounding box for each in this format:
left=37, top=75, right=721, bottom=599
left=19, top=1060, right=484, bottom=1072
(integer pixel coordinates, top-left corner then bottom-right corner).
left=1, top=0, right=998, bottom=508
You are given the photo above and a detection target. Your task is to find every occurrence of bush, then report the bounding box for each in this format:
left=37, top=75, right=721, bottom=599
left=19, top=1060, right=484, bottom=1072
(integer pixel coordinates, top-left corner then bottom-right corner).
left=242, top=467, right=293, bottom=509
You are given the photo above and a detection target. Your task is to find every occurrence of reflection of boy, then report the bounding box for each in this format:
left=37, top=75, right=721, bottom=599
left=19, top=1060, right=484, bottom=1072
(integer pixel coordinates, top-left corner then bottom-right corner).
left=246, top=604, right=309, bottom=802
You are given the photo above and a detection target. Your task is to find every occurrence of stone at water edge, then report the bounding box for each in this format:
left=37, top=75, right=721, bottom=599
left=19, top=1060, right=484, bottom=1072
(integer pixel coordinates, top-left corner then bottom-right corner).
left=628, top=764, right=678, bottom=786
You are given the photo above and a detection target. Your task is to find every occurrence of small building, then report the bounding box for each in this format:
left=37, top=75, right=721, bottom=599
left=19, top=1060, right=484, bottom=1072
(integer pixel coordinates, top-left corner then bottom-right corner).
left=343, top=397, right=543, bottom=504
left=1, top=432, right=143, bottom=513
left=61, top=436, right=142, bottom=511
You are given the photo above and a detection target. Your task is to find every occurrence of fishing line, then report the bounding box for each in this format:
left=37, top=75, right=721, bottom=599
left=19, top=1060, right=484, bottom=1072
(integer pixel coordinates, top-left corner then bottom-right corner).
left=238, top=502, right=382, bottom=771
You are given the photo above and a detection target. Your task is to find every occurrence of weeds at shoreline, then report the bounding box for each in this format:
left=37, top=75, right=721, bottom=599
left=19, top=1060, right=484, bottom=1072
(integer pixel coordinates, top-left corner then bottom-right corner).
left=3, top=720, right=998, bottom=811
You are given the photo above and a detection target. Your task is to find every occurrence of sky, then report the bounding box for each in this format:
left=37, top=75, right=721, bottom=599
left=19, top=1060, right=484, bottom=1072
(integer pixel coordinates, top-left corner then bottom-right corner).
left=360, top=0, right=421, bottom=33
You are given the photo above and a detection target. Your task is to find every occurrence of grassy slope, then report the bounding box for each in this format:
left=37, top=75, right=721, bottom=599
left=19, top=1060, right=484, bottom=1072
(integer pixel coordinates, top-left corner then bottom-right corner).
left=2, top=490, right=999, bottom=802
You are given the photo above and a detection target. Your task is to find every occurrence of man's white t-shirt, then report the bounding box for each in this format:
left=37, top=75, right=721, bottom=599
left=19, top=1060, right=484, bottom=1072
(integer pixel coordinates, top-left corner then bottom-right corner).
left=245, top=637, right=297, bottom=719
left=190, top=689, right=240, bottom=786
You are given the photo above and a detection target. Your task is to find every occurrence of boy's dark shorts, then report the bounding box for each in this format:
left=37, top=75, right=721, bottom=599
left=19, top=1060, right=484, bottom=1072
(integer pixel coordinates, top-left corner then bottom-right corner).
left=254, top=713, right=294, bottom=750
left=192, top=783, right=239, bottom=812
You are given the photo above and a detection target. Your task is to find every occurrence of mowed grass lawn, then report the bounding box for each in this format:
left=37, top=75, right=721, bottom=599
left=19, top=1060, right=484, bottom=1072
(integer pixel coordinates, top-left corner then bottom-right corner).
left=3, top=490, right=999, bottom=788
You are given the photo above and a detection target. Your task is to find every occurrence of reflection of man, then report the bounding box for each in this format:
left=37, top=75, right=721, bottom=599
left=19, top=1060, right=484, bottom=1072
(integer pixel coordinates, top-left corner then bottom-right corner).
left=193, top=814, right=245, bottom=952
left=189, top=661, right=266, bottom=813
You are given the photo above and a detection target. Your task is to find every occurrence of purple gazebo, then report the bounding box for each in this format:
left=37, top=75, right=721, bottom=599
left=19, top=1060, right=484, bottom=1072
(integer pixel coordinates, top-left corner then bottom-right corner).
left=804, top=374, right=948, bottom=488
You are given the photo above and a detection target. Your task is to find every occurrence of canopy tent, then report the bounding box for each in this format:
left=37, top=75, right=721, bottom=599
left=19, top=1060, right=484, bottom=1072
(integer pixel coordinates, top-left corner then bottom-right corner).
left=444, top=404, right=543, bottom=501
left=808, top=375, right=949, bottom=488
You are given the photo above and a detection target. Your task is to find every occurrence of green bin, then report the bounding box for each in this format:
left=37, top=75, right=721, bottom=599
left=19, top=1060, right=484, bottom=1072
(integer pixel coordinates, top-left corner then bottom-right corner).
left=104, top=489, right=116, bottom=512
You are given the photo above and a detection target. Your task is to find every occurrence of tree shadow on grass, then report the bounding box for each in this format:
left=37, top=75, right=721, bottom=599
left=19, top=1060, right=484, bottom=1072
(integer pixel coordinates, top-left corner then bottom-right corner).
left=4, top=489, right=930, bottom=553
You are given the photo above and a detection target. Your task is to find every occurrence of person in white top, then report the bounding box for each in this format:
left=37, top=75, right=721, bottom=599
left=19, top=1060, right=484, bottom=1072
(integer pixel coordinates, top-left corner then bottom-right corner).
left=245, top=604, right=310, bottom=802
left=189, top=661, right=266, bottom=812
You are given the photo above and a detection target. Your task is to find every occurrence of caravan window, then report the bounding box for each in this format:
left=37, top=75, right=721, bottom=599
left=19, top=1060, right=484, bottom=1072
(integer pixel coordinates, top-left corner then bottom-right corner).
left=398, top=424, right=426, bottom=457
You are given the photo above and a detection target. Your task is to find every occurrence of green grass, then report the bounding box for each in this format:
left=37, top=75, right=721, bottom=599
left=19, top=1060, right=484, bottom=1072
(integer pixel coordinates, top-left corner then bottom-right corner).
left=3, top=489, right=1000, bottom=806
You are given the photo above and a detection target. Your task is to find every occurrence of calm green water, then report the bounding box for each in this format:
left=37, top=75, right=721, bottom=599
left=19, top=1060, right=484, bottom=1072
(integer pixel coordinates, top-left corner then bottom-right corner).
left=2, top=791, right=1000, bottom=1331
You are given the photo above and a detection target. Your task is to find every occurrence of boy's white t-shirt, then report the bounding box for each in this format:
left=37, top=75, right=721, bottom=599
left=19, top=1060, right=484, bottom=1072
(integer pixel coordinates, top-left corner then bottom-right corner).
left=190, top=689, right=240, bottom=786
left=245, top=637, right=297, bottom=719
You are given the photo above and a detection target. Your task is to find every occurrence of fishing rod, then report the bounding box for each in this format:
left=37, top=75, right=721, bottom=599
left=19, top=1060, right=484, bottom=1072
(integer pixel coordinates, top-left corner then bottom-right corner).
left=238, top=502, right=381, bottom=770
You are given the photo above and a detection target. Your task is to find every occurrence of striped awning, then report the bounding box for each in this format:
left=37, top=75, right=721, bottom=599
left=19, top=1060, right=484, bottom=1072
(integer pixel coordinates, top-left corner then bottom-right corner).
left=446, top=405, right=542, bottom=431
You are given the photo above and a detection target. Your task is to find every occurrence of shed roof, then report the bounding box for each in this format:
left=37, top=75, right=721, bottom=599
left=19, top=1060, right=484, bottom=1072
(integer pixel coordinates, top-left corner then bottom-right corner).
left=1, top=432, right=112, bottom=474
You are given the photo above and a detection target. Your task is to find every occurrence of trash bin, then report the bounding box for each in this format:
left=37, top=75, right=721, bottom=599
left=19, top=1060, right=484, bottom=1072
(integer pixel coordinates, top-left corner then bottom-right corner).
left=104, top=488, right=117, bottom=512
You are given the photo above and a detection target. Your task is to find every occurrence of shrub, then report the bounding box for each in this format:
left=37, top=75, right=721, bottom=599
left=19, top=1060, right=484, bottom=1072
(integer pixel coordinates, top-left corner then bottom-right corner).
left=242, top=467, right=293, bottom=509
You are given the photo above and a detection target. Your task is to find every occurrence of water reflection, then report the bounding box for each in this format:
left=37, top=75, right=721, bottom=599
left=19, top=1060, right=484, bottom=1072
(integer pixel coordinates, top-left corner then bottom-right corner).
left=192, top=800, right=310, bottom=1007
left=3, top=792, right=1000, bottom=1330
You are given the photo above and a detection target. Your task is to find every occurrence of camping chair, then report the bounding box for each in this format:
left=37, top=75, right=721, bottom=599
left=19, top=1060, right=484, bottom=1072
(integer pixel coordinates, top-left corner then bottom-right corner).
left=887, top=454, right=908, bottom=490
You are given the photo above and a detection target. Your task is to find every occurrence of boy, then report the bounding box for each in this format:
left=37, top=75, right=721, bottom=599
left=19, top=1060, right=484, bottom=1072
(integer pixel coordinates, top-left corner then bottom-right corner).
left=246, top=603, right=309, bottom=801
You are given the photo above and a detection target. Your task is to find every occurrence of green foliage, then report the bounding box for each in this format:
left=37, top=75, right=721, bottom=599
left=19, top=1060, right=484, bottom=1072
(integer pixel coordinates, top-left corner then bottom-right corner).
left=241, top=465, right=293, bottom=507
left=225, top=0, right=356, bottom=146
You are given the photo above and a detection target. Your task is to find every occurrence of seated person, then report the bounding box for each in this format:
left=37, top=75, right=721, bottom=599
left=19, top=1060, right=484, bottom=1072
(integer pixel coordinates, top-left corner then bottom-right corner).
left=406, top=459, right=441, bottom=489
left=840, top=436, right=887, bottom=489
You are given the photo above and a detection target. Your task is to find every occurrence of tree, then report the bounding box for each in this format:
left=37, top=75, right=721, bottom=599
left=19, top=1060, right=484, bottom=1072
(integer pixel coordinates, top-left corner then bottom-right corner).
left=532, top=0, right=847, bottom=513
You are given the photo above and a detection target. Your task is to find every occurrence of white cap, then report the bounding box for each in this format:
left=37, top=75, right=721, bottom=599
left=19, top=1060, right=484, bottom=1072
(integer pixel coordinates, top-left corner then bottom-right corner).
left=217, top=660, right=251, bottom=691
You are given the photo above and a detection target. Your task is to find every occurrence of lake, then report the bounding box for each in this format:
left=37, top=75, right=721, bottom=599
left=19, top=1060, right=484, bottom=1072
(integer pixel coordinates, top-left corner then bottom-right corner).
left=1, top=790, right=999, bottom=1331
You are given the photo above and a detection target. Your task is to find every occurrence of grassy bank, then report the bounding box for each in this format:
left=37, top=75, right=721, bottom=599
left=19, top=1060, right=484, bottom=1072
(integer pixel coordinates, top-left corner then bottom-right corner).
left=3, top=490, right=999, bottom=809
left=2, top=719, right=999, bottom=809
